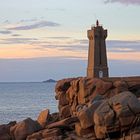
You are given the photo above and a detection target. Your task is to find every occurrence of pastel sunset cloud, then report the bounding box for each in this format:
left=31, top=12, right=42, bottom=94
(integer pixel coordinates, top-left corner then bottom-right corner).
left=107, top=52, right=140, bottom=61
left=104, top=0, right=140, bottom=5
left=0, top=35, right=139, bottom=61
left=0, top=30, right=12, bottom=34
left=7, top=21, right=60, bottom=31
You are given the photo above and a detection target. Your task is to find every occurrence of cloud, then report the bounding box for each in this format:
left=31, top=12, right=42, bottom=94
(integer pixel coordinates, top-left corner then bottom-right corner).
left=0, top=57, right=139, bottom=82
left=0, top=37, right=139, bottom=62
left=31, top=38, right=87, bottom=51
left=39, top=44, right=87, bottom=52
left=0, top=36, right=139, bottom=61
left=0, top=57, right=87, bottom=82
left=37, top=39, right=140, bottom=53
left=106, top=40, right=140, bottom=52
left=45, top=8, right=65, bottom=11
left=11, top=34, right=21, bottom=37
left=0, top=30, right=12, bottom=34
left=104, top=0, right=140, bottom=5
left=19, top=18, right=37, bottom=23
left=79, top=39, right=88, bottom=44
left=0, top=37, right=38, bottom=44
left=7, top=21, right=60, bottom=30
left=28, top=38, right=140, bottom=54
left=3, top=20, right=10, bottom=24
left=47, top=37, right=71, bottom=39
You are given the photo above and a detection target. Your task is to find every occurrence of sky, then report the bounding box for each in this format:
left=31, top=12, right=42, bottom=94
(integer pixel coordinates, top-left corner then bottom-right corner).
left=0, top=0, right=140, bottom=82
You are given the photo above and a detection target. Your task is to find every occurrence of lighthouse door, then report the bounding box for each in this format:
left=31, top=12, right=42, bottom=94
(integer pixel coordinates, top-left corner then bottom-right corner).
left=99, top=71, right=103, bottom=78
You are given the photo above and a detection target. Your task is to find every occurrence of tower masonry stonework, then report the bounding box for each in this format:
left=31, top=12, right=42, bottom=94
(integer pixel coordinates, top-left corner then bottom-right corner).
left=87, top=20, right=109, bottom=78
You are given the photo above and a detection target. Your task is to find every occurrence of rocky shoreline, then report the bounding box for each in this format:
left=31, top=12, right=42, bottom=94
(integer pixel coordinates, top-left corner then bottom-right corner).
left=0, top=76, right=140, bottom=140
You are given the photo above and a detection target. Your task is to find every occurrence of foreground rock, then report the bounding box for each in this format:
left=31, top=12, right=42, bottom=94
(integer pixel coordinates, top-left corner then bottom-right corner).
left=0, top=121, right=16, bottom=140
left=54, top=76, right=140, bottom=140
left=10, top=118, right=41, bottom=140
left=0, top=76, right=140, bottom=140
left=94, top=91, right=140, bottom=139
left=37, top=109, right=50, bottom=128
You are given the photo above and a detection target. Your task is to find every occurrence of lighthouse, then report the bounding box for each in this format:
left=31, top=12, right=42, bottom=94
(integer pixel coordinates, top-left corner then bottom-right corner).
left=87, top=20, right=109, bottom=78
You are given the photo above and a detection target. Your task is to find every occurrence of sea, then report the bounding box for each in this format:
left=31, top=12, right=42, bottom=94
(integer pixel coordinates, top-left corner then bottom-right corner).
left=0, top=82, right=58, bottom=124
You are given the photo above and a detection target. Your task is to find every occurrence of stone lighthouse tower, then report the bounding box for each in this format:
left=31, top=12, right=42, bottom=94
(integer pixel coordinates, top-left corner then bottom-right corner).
left=87, top=20, right=109, bottom=78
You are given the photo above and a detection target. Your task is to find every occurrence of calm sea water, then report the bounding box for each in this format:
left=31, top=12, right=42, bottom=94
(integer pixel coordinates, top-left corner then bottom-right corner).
left=0, top=82, right=58, bottom=124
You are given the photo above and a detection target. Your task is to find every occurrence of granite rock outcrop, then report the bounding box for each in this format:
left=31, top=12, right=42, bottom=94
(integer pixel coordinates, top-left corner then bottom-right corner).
left=0, top=77, right=140, bottom=140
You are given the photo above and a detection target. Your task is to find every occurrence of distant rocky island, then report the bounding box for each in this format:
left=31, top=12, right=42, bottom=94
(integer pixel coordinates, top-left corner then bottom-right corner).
left=42, top=79, right=56, bottom=83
